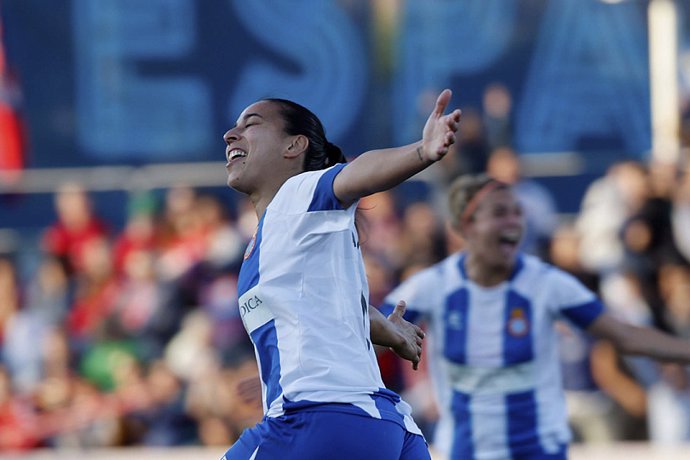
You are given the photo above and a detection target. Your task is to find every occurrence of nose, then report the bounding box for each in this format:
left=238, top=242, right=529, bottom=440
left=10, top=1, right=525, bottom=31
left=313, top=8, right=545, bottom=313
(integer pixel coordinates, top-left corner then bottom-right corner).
left=508, top=210, right=524, bottom=227
left=223, top=128, right=239, bottom=145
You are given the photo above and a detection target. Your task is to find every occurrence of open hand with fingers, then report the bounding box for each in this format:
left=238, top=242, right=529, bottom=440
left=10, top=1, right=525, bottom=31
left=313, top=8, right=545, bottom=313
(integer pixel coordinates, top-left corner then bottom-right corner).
left=387, top=300, right=426, bottom=370
left=420, top=89, right=462, bottom=162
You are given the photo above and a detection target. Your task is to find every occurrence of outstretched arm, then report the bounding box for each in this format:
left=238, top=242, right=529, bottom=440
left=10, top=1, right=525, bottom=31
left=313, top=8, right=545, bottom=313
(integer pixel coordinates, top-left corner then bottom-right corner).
left=588, top=313, right=690, bottom=363
left=334, top=89, right=462, bottom=207
left=369, top=301, right=425, bottom=370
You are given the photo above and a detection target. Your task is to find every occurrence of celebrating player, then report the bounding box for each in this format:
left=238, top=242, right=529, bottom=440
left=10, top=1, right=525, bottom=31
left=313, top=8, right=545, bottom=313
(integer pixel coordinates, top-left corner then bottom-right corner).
left=221, top=90, right=462, bottom=459
left=380, top=173, right=690, bottom=460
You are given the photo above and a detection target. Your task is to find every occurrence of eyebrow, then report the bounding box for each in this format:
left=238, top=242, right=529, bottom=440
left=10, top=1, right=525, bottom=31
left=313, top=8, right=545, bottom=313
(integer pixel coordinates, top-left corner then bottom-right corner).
left=236, top=113, right=264, bottom=126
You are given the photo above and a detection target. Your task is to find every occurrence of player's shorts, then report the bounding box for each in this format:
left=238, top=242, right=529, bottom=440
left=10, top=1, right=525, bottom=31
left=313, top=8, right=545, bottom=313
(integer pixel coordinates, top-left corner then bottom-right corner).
left=221, top=407, right=430, bottom=460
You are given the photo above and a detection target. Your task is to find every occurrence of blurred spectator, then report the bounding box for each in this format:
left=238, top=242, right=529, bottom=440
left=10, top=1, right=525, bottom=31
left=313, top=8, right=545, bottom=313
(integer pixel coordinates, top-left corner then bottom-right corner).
left=671, top=166, right=690, bottom=265
left=164, top=311, right=219, bottom=383
left=195, top=193, right=245, bottom=270
left=645, top=263, right=690, bottom=444
left=482, top=82, right=513, bottom=150
left=131, top=359, right=197, bottom=446
left=156, top=185, right=207, bottom=282
left=186, top=359, right=262, bottom=445
left=397, top=201, right=447, bottom=271
left=107, top=248, right=172, bottom=362
left=67, top=236, right=121, bottom=351
left=576, top=160, right=650, bottom=276
left=0, top=365, right=41, bottom=450
left=0, top=256, right=71, bottom=394
left=358, top=190, right=404, bottom=270
left=0, top=255, right=20, bottom=345
left=179, top=193, right=251, bottom=363
left=112, top=191, right=158, bottom=276
left=22, top=255, right=71, bottom=327
left=452, top=107, right=489, bottom=176
left=41, top=182, right=108, bottom=275
left=620, top=160, right=688, bottom=333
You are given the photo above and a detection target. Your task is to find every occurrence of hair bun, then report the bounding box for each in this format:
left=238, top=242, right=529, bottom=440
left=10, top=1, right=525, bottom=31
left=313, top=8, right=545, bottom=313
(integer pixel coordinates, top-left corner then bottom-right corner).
left=325, top=142, right=346, bottom=166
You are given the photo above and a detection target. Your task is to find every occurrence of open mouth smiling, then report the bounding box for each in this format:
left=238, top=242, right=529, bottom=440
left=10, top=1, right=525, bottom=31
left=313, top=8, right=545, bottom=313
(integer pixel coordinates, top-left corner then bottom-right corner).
left=226, top=148, right=248, bottom=163
left=498, top=231, right=520, bottom=248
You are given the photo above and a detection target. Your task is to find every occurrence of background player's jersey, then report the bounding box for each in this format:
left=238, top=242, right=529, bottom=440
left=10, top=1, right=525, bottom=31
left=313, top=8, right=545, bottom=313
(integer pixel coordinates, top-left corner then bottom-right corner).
left=381, top=253, right=604, bottom=459
left=237, top=164, right=420, bottom=435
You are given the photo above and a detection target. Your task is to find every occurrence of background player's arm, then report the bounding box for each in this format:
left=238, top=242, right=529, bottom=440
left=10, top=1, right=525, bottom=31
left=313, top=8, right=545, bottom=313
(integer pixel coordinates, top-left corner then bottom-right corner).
left=369, top=301, right=425, bottom=370
left=588, top=313, right=690, bottom=363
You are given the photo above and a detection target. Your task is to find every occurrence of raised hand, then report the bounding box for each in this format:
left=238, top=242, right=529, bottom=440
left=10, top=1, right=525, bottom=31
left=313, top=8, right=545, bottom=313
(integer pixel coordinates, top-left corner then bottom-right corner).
left=387, top=300, right=426, bottom=370
left=421, top=89, right=462, bottom=162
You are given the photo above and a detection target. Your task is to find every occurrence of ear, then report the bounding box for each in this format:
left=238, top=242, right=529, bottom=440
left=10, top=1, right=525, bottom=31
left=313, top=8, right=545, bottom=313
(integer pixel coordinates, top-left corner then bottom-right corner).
left=284, top=134, right=309, bottom=159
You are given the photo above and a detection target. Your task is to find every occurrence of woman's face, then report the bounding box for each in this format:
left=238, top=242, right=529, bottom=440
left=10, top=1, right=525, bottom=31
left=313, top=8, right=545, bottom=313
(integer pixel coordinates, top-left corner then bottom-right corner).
left=464, top=188, right=524, bottom=269
left=223, top=100, right=292, bottom=194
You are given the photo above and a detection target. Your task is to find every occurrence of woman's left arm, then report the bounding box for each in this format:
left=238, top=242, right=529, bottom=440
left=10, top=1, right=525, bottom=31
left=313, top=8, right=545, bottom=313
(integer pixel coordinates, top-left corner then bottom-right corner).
left=333, top=89, right=462, bottom=208
left=369, top=301, right=425, bottom=370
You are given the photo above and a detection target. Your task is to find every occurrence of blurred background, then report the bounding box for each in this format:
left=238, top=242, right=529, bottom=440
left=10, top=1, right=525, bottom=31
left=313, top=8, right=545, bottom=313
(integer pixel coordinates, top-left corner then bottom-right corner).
left=1, top=0, right=690, bottom=458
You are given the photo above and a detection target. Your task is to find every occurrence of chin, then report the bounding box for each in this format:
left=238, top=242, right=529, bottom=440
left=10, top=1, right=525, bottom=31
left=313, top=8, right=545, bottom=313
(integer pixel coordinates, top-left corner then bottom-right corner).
left=492, top=252, right=517, bottom=271
left=226, top=176, right=246, bottom=193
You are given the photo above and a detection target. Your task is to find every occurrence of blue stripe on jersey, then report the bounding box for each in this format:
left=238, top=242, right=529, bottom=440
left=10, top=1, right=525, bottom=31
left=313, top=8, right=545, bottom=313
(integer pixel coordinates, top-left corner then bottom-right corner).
left=250, top=319, right=283, bottom=409
left=443, top=287, right=470, bottom=364
left=561, top=299, right=604, bottom=329
left=506, top=390, right=540, bottom=457
left=238, top=213, right=265, bottom=296
left=449, top=391, right=474, bottom=460
left=503, top=290, right=534, bottom=365
left=307, top=163, right=347, bottom=212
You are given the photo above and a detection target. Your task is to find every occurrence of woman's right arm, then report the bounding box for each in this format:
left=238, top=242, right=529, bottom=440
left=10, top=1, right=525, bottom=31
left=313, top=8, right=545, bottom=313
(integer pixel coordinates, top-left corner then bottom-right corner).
left=333, top=89, right=462, bottom=208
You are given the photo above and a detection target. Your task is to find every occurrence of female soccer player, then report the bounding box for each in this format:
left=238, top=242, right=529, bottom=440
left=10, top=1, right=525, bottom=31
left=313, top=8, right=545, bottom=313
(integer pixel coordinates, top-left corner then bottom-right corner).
left=221, top=90, right=462, bottom=459
left=380, top=173, right=690, bottom=460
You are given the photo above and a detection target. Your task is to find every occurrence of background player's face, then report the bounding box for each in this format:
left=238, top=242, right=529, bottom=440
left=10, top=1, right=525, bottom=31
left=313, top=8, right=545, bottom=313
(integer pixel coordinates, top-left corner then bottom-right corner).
left=223, top=101, right=293, bottom=194
left=466, top=188, right=524, bottom=269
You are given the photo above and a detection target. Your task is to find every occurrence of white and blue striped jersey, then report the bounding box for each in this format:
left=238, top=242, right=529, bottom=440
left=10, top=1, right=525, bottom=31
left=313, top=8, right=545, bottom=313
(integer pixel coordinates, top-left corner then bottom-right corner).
left=237, top=164, right=421, bottom=435
left=381, top=252, right=604, bottom=459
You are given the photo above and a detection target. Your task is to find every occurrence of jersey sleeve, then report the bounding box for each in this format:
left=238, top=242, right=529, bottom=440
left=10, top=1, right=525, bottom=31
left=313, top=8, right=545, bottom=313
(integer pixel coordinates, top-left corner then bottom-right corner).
left=379, top=266, right=444, bottom=324
left=274, top=163, right=349, bottom=214
left=547, top=268, right=604, bottom=330
left=307, top=163, right=348, bottom=212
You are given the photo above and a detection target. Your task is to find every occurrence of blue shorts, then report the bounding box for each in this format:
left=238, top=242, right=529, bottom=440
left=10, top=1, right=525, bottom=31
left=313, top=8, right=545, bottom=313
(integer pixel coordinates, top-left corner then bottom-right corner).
left=222, top=409, right=430, bottom=460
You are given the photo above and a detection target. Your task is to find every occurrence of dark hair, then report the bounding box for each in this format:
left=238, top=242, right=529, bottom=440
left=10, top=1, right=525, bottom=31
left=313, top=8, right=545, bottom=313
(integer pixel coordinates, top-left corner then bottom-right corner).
left=263, top=98, right=347, bottom=171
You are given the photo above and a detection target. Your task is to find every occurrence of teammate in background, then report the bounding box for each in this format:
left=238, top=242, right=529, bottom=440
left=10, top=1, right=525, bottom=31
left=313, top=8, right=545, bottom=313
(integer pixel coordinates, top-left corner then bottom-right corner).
left=220, top=90, right=462, bottom=459
left=380, top=173, right=690, bottom=460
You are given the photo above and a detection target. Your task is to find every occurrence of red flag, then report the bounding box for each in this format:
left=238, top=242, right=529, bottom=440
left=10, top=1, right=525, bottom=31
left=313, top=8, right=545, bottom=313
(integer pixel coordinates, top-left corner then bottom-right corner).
left=0, top=7, right=25, bottom=180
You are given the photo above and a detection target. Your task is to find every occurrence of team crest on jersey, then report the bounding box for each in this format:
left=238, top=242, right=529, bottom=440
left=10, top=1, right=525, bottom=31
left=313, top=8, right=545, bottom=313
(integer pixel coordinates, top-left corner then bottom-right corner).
left=244, top=234, right=257, bottom=260
left=507, top=307, right=529, bottom=337
left=447, top=311, right=464, bottom=330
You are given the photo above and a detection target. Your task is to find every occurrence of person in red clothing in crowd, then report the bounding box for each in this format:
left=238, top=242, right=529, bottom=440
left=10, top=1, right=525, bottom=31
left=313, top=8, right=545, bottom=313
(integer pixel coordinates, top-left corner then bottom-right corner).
left=42, top=182, right=108, bottom=275
left=0, top=365, right=41, bottom=450
left=67, top=236, right=121, bottom=347
left=112, top=191, right=159, bottom=276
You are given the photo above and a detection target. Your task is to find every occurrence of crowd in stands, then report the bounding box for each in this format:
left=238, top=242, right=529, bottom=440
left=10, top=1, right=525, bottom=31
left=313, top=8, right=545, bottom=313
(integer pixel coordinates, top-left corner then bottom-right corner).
left=1, top=82, right=690, bottom=451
